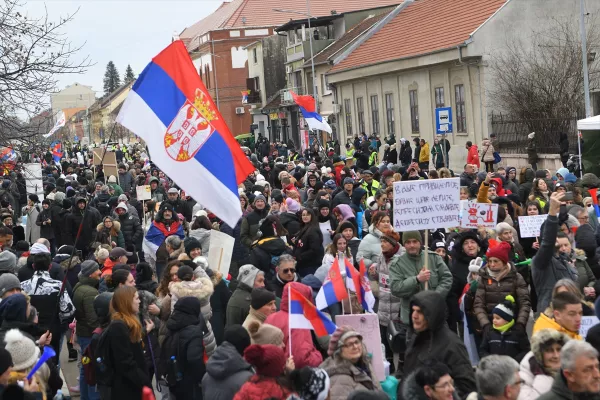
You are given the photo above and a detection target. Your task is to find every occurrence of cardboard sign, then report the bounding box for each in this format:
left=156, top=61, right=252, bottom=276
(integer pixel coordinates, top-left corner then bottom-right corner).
left=580, top=316, right=599, bottom=338
left=459, top=202, right=498, bottom=229
left=207, top=230, right=235, bottom=276
left=393, top=178, right=461, bottom=231
left=136, top=185, right=152, bottom=201
left=23, top=163, right=44, bottom=201
left=336, top=314, right=385, bottom=381
left=518, top=215, right=548, bottom=238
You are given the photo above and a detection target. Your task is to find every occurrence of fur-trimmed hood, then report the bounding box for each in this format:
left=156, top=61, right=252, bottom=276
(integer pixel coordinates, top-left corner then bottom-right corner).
left=401, top=371, right=461, bottom=400
left=170, top=278, right=214, bottom=301
left=96, top=220, right=121, bottom=233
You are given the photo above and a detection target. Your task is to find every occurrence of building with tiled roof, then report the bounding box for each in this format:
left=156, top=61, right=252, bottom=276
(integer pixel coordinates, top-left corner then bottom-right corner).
left=177, top=0, right=402, bottom=138
left=325, top=0, right=600, bottom=170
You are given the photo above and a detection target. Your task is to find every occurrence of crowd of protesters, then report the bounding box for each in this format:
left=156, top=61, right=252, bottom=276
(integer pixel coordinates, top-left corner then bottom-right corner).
left=0, top=129, right=598, bottom=400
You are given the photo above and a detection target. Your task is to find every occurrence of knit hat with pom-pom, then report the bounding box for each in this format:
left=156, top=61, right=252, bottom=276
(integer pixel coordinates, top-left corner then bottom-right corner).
left=3, top=329, right=39, bottom=371
left=247, top=321, right=283, bottom=347
left=327, top=326, right=363, bottom=357
left=492, top=295, right=515, bottom=323
left=243, top=344, right=286, bottom=377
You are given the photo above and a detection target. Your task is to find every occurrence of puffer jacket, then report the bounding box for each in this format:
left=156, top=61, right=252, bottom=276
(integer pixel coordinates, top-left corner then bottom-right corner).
left=356, top=226, right=384, bottom=268
left=73, top=276, right=100, bottom=337
left=292, top=227, right=324, bottom=276
left=519, top=168, right=536, bottom=204
left=481, top=139, right=496, bottom=162
left=372, top=252, right=402, bottom=327
left=95, top=220, right=125, bottom=248
left=518, top=352, right=554, bottom=400
left=233, top=375, right=293, bottom=400
left=226, top=266, right=261, bottom=327
left=56, top=254, right=82, bottom=291
left=240, top=208, right=269, bottom=248
left=264, top=282, right=323, bottom=369
left=36, top=207, right=54, bottom=240
left=249, top=237, right=290, bottom=277
left=473, top=266, right=531, bottom=328
left=189, top=228, right=211, bottom=255
left=320, top=352, right=382, bottom=400
left=202, top=342, right=253, bottom=400
left=169, top=279, right=217, bottom=356
left=117, top=211, right=143, bottom=250
left=118, top=171, right=134, bottom=193
left=279, top=212, right=301, bottom=240
left=389, top=250, right=453, bottom=324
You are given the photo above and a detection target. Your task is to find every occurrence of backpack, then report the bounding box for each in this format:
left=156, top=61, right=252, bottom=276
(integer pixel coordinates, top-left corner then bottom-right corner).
left=97, top=201, right=111, bottom=218
left=93, top=322, right=118, bottom=387
left=83, top=327, right=103, bottom=385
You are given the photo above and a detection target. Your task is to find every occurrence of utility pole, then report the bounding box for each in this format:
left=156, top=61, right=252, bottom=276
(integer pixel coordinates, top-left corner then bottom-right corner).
left=581, top=0, right=591, bottom=117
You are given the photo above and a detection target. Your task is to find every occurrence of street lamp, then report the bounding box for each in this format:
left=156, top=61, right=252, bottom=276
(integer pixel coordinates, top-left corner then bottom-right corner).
left=273, top=0, right=319, bottom=113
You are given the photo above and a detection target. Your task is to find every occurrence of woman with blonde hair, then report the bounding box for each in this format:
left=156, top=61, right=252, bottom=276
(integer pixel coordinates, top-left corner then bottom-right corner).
left=543, top=278, right=595, bottom=316
left=438, top=167, right=452, bottom=179
left=104, top=286, right=153, bottom=400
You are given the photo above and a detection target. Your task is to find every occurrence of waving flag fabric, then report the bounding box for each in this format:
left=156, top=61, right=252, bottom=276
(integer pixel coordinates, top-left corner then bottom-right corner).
left=43, top=111, right=66, bottom=138
left=289, top=285, right=337, bottom=337
left=291, top=92, right=332, bottom=133
left=315, top=258, right=349, bottom=310
left=589, top=188, right=600, bottom=222
left=142, top=220, right=185, bottom=261
left=50, top=141, right=62, bottom=163
left=345, top=259, right=375, bottom=313
left=116, top=40, right=255, bottom=227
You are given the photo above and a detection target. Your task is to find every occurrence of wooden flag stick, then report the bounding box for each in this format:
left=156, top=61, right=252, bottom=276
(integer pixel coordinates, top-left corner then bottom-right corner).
left=424, top=229, right=429, bottom=290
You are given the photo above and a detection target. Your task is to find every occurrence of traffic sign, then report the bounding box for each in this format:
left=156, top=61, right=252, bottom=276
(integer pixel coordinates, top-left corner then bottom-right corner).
left=435, top=107, right=453, bottom=134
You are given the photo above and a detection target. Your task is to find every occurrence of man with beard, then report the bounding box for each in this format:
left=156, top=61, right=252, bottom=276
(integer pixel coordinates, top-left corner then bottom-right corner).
left=164, top=188, right=193, bottom=222
left=240, top=194, right=269, bottom=248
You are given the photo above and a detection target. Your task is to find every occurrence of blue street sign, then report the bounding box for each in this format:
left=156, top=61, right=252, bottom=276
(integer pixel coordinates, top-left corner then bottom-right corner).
left=435, top=107, right=453, bottom=134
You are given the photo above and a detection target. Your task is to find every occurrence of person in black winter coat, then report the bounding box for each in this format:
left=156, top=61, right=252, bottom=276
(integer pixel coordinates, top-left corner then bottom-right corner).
left=162, top=296, right=210, bottom=400
left=399, top=139, right=412, bottom=166
left=36, top=199, right=55, bottom=247
left=292, top=208, right=324, bottom=277
left=479, top=295, right=530, bottom=362
left=65, top=197, right=102, bottom=256
left=412, top=138, right=421, bottom=162
left=115, top=203, right=143, bottom=252
left=249, top=216, right=290, bottom=279
left=220, top=219, right=249, bottom=287
left=164, top=191, right=193, bottom=223
left=559, top=132, right=570, bottom=168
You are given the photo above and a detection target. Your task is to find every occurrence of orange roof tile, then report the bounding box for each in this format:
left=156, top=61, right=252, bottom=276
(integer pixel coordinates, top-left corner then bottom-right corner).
left=180, top=0, right=402, bottom=48
left=331, top=0, right=507, bottom=72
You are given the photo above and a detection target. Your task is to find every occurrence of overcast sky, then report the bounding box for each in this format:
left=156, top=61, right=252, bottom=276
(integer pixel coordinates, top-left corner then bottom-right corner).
left=22, top=0, right=222, bottom=97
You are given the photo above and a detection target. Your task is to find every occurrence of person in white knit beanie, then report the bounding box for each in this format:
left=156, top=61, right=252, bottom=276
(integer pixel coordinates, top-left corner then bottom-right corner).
left=3, top=328, right=50, bottom=394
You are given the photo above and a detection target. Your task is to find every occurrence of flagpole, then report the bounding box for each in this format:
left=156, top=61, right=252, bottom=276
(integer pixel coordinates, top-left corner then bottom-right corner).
left=288, top=284, right=292, bottom=354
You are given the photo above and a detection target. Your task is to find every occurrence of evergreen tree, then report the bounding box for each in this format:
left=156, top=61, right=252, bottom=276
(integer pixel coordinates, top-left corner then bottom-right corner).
left=123, top=64, right=135, bottom=84
left=103, top=61, right=121, bottom=95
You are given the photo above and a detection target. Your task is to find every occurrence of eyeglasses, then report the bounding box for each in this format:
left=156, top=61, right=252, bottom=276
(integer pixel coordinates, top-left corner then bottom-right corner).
left=579, top=215, right=590, bottom=221
left=342, top=339, right=362, bottom=349
left=282, top=268, right=296, bottom=274
left=434, top=379, right=455, bottom=390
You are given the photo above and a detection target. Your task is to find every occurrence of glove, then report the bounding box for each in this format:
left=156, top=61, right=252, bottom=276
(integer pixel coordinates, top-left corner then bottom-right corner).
left=468, top=257, right=484, bottom=273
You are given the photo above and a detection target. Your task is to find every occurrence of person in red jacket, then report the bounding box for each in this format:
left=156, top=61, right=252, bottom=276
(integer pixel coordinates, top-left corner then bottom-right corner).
left=466, top=141, right=480, bottom=169
left=265, top=282, right=324, bottom=369
left=234, top=344, right=293, bottom=400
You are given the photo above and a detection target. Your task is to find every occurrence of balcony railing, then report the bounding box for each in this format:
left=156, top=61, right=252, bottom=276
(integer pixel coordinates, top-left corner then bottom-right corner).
left=246, top=91, right=261, bottom=104
left=280, top=87, right=305, bottom=105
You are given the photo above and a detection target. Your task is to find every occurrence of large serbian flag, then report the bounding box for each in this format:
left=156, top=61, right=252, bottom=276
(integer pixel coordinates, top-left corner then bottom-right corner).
left=291, top=91, right=332, bottom=133
left=116, top=41, right=254, bottom=227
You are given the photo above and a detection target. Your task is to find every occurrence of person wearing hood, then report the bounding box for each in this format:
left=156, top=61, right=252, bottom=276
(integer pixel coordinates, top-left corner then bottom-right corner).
left=336, top=221, right=361, bottom=264
left=398, top=138, right=412, bottom=167
left=149, top=176, right=165, bottom=202
left=349, top=186, right=369, bottom=238
left=226, top=264, right=266, bottom=327
left=532, top=192, right=580, bottom=312
left=320, top=326, right=382, bottom=400
left=161, top=296, right=211, bottom=400
left=73, top=260, right=101, bottom=400
left=518, top=167, right=536, bottom=204
left=480, top=138, right=496, bottom=172
left=249, top=216, right=290, bottom=278
left=189, top=215, right=212, bottom=256
left=95, top=216, right=125, bottom=248
left=265, top=282, right=323, bottom=369
left=404, top=291, right=476, bottom=398
left=49, top=192, right=68, bottom=247
left=240, top=194, right=269, bottom=248
left=526, top=132, right=539, bottom=171
left=65, top=197, right=102, bottom=256
left=202, top=325, right=253, bottom=400
left=106, top=175, right=124, bottom=196
left=36, top=199, right=55, bottom=253
left=317, top=200, right=334, bottom=249
left=115, top=202, right=143, bottom=254
left=0, top=293, right=47, bottom=346
left=293, top=208, right=325, bottom=277
left=466, top=141, right=480, bottom=169
left=389, top=231, right=452, bottom=325
left=518, top=329, right=570, bottom=400
left=357, top=212, right=396, bottom=270
left=22, top=194, right=41, bottom=245
left=279, top=197, right=301, bottom=240
left=267, top=254, right=299, bottom=299
left=504, top=166, right=520, bottom=194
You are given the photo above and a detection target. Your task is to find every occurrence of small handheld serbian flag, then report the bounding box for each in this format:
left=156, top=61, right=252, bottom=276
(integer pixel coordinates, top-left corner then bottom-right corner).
left=345, top=259, right=376, bottom=313
left=315, top=258, right=349, bottom=310
left=116, top=41, right=255, bottom=227
left=589, top=188, right=600, bottom=222
left=291, top=91, right=332, bottom=133
left=289, top=285, right=337, bottom=337
left=50, top=141, right=62, bottom=163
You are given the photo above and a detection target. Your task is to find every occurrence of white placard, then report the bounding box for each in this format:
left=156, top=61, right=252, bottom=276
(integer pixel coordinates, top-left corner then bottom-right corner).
left=518, top=215, right=548, bottom=238
left=392, top=178, right=461, bottom=231
left=336, top=314, right=385, bottom=382
left=207, top=230, right=235, bottom=276
left=136, top=185, right=152, bottom=201
left=580, top=316, right=599, bottom=338
left=460, top=202, right=498, bottom=229
left=23, top=163, right=44, bottom=201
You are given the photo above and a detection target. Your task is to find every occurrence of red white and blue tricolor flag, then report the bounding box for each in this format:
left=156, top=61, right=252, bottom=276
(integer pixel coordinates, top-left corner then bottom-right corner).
left=289, top=285, right=337, bottom=337
left=116, top=41, right=255, bottom=227
left=315, top=258, right=349, bottom=310
left=291, top=92, right=332, bottom=133
left=345, top=259, right=376, bottom=313
left=589, top=188, right=600, bottom=222
left=50, top=141, right=62, bottom=163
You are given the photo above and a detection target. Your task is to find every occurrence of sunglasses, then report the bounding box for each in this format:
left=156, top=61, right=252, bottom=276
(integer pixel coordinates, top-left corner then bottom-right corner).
left=282, top=268, right=296, bottom=274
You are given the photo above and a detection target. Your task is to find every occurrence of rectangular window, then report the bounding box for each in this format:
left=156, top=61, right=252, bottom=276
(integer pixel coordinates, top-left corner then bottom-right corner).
left=385, top=93, right=394, bottom=136
left=253, top=48, right=258, bottom=64
left=435, top=87, right=445, bottom=109
left=356, top=97, right=365, bottom=134
left=409, top=90, right=419, bottom=133
left=344, top=99, right=353, bottom=136
left=455, top=84, right=466, bottom=132
left=370, top=95, right=379, bottom=134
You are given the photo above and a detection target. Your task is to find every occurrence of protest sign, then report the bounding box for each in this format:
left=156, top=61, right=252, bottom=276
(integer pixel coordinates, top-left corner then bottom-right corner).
left=136, top=185, right=152, bottom=201
left=208, top=230, right=235, bottom=276
left=518, top=215, right=548, bottom=238
left=580, top=316, right=599, bottom=338
left=336, top=314, right=385, bottom=381
left=460, top=202, right=498, bottom=229
left=393, top=178, right=460, bottom=231
left=23, top=163, right=44, bottom=201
